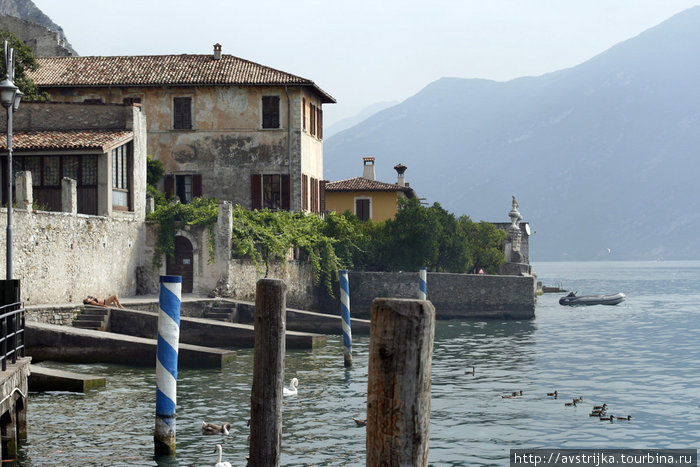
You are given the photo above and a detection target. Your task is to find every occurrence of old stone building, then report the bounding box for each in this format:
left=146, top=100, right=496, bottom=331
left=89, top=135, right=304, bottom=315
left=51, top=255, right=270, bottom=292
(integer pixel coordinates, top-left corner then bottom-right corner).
left=28, top=44, right=335, bottom=213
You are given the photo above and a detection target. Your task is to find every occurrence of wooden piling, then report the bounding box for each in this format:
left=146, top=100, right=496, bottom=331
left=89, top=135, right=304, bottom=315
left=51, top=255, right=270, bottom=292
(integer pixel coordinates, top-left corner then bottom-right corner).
left=249, top=279, right=287, bottom=467
left=366, top=298, right=435, bottom=467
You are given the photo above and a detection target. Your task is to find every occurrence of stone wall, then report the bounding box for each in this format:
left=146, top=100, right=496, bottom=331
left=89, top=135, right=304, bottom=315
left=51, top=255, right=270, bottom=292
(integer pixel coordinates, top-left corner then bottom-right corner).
left=0, top=14, right=76, bottom=57
left=319, top=271, right=536, bottom=319
left=0, top=209, right=146, bottom=305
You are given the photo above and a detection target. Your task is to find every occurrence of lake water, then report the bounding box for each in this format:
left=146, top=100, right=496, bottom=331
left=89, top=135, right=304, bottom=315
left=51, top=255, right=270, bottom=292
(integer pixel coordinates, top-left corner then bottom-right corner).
left=19, top=261, right=700, bottom=466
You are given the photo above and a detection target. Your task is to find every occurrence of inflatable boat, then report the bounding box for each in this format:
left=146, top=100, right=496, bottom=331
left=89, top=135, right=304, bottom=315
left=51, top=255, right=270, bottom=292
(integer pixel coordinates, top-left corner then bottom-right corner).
left=559, top=292, right=626, bottom=306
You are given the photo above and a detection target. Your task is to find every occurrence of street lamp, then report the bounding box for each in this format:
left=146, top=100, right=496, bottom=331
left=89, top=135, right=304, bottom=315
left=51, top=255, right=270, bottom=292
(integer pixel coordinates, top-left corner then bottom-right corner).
left=1, top=42, right=21, bottom=280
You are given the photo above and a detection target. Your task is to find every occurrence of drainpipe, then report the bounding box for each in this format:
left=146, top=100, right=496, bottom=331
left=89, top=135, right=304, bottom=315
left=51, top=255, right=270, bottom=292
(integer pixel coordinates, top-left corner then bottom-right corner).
left=284, top=85, right=292, bottom=207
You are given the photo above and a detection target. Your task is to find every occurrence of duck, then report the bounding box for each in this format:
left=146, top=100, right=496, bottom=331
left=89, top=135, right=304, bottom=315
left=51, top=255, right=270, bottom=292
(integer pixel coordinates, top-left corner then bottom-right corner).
left=599, top=414, right=614, bottom=422
left=214, top=443, right=232, bottom=467
left=514, top=390, right=523, bottom=396
left=465, top=366, right=475, bottom=375
left=590, top=411, right=604, bottom=417
left=564, top=400, right=577, bottom=407
left=352, top=417, right=367, bottom=427
left=593, top=404, right=607, bottom=410
left=546, top=391, right=558, bottom=398
left=501, top=394, right=517, bottom=399
left=202, top=421, right=230, bottom=435
left=283, top=377, right=299, bottom=396
left=573, top=396, right=584, bottom=403
left=616, top=415, right=632, bottom=421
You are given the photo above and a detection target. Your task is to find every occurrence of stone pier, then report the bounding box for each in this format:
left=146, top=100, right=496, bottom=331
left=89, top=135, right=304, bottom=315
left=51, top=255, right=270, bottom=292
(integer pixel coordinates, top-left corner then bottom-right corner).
left=0, top=357, right=30, bottom=462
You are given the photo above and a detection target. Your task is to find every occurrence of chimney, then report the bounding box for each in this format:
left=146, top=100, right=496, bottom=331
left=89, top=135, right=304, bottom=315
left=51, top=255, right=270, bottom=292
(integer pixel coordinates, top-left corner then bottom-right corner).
left=363, top=157, right=376, bottom=180
left=394, top=163, right=407, bottom=186
left=213, top=43, right=222, bottom=60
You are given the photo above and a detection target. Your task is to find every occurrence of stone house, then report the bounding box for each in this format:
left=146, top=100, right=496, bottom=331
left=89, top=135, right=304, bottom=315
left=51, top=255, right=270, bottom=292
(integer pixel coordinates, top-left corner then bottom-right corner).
left=325, top=157, right=417, bottom=221
left=28, top=44, right=335, bottom=213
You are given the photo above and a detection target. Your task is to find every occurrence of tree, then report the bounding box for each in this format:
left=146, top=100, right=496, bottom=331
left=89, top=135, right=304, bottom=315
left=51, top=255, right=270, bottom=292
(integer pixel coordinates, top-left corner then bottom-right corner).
left=0, top=30, right=49, bottom=101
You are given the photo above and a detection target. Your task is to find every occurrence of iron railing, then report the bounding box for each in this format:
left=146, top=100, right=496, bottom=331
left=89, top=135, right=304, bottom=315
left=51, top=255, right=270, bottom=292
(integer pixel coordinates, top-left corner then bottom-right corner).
left=0, top=301, right=24, bottom=371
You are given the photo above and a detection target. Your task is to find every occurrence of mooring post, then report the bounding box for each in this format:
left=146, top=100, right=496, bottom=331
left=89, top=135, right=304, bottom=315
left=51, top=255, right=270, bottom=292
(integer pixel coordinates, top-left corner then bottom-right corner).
left=418, top=266, right=427, bottom=300
left=249, top=278, right=287, bottom=467
left=154, top=275, right=182, bottom=458
left=366, top=298, right=436, bottom=466
left=339, top=269, right=353, bottom=367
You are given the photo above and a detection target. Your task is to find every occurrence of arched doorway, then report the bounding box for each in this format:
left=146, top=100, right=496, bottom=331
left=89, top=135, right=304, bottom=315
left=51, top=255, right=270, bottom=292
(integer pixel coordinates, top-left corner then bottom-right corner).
left=166, top=236, right=194, bottom=293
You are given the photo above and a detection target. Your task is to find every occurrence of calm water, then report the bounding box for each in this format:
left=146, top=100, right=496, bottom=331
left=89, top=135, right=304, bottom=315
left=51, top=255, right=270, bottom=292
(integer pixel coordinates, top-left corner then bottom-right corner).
left=20, top=261, right=700, bottom=466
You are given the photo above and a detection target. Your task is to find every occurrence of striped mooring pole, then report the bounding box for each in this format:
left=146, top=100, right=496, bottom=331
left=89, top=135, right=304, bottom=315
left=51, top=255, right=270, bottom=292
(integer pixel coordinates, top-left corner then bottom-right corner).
left=339, top=269, right=352, bottom=368
left=154, top=275, right=182, bottom=457
left=419, top=267, right=427, bottom=300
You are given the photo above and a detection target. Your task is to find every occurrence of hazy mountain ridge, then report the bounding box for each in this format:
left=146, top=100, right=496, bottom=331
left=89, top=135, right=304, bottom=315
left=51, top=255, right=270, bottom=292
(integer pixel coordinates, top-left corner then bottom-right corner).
left=325, top=7, right=700, bottom=261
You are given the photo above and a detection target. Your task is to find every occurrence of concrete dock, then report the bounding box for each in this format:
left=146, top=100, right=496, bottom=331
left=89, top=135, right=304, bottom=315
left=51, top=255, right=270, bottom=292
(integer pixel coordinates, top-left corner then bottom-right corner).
left=29, top=365, right=106, bottom=392
left=25, top=322, right=236, bottom=368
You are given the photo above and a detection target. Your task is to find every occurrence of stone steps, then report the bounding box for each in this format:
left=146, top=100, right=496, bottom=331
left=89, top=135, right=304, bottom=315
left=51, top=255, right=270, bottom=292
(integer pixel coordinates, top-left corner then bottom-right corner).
left=72, top=307, right=110, bottom=331
left=204, top=303, right=237, bottom=322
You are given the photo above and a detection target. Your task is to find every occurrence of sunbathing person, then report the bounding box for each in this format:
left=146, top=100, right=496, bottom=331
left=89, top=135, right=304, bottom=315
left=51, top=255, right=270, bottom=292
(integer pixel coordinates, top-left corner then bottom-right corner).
left=83, top=294, right=124, bottom=309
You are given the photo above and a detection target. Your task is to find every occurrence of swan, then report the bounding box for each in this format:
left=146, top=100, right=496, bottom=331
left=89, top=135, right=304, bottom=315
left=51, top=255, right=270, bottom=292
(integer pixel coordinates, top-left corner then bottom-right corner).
left=283, top=377, right=299, bottom=396
left=203, top=421, right=230, bottom=435
left=214, top=443, right=232, bottom=467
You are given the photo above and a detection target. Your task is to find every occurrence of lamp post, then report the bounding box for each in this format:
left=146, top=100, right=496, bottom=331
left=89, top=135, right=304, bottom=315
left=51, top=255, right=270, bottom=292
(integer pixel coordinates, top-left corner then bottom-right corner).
left=0, top=41, right=21, bottom=280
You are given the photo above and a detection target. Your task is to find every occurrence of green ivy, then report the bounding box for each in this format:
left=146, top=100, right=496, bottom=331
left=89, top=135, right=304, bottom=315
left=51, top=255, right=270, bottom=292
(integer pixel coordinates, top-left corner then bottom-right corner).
left=146, top=197, right=218, bottom=268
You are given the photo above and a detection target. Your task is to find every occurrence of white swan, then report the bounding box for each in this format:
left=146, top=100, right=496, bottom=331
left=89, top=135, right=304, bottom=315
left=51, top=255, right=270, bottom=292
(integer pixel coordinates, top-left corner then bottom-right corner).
left=202, top=421, right=230, bottom=435
left=283, top=377, right=299, bottom=396
left=214, top=443, right=232, bottom=467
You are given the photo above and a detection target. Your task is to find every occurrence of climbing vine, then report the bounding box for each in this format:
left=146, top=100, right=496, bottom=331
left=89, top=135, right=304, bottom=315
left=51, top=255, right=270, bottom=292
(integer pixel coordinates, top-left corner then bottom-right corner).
left=146, top=197, right=219, bottom=268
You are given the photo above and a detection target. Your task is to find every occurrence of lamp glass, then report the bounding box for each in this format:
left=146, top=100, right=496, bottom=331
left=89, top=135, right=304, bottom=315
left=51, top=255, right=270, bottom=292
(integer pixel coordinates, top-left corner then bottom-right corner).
left=0, top=77, right=18, bottom=108
left=12, top=90, right=23, bottom=111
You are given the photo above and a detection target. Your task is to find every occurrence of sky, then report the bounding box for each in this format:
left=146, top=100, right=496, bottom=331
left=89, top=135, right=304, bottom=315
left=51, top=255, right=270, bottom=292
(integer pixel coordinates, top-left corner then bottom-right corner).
left=31, top=0, right=700, bottom=128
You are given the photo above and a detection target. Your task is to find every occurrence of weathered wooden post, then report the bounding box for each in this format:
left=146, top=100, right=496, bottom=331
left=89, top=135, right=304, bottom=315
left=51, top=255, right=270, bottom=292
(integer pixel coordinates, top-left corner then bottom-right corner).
left=418, top=266, right=427, bottom=300
left=366, top=298, right=436, bottom=466
left=154, top=275, right=181, bottom=458
left=249, top=279, right=287, bottom=467
left=339, top=269, right=352, bottom=367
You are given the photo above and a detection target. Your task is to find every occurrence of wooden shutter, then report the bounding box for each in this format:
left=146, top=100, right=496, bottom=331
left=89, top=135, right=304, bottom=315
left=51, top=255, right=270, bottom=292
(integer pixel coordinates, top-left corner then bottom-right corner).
left=281, top=174, right=290, bottom=211
left=310, top=105, right=315, bottom=136
left=356, top=199, right=370, bottom=221
left=174, top=97, right=191, bottom=129
left=302, top=174, right=308, bottom=211
left=165, top=174, right=175, bottom=198
left=251, top=174, right=262, bottom=209
left=192, top=174, right=202, bottom=198
left=319, top=180, right=326, bottom=212
left=319, top=108, right=323, bottom=140
left=262, top=96, right=280, bottom=129
left=302, top=98, right=306, bottom=131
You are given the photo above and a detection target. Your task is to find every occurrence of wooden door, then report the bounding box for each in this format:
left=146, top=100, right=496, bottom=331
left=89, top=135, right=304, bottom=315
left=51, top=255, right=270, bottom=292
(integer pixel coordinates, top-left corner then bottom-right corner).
left=166, top=236, right=193, bottom=293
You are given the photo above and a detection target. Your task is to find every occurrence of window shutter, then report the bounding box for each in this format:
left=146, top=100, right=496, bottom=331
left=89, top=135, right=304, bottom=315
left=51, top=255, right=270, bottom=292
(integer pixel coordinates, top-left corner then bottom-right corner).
left=251, top=174, right=262, bottom=209
left=319, top=180, right=326, bottom=212
left=174, top=97, right=192, bottom=130
left=302, top=98, right=306, bottom=131
left=302, top=174, right=308, bottom=211
left=281, top=174, right=291, bottom=211
left=319, top=108, right=323, bottom=140
left=192, top=174, right=202, bottom=198
left=165, top=175, right=175, bottom=198
left=262, top=96, right=280, bottom=129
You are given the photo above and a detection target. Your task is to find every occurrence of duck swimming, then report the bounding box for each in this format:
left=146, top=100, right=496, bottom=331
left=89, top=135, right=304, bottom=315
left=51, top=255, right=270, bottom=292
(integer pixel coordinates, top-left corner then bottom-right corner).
left=284, top=377, right=299, bottom=396
left=547, top=391, right=558, bottom=398
left=352, top=417, right=367, bottom=427
left=202, top=422, right=230, bottom=435
left=573, top=396, right=583, bottom=403
left=593, top=404, right=607, bottom=410
left=616, top=415, right=632, bottom=421
left=564, top=400, right=577, bottom=407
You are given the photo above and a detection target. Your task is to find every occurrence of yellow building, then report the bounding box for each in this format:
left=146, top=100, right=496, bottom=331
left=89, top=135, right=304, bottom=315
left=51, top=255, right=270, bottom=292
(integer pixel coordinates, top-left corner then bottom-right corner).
left=325, top=157, right=417, bottom=221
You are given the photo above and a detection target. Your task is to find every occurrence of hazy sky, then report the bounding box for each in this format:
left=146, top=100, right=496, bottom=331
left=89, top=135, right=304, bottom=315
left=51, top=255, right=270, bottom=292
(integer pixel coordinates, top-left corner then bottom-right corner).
left=31, top=0, right=700, bottom=127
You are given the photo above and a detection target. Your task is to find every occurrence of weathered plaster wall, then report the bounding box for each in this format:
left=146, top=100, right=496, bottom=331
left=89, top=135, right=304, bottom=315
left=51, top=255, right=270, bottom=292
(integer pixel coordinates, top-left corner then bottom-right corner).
left=42, top=85, right=321, bottom=212
left=0, top=210, right=146, bottom=305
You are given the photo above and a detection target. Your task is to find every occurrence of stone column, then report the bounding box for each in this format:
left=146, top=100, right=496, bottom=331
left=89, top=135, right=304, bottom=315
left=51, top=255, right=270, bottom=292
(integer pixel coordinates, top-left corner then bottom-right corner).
left=14, top=172, right=32, bottom=213
left=61, top=177, right=77, bottom=216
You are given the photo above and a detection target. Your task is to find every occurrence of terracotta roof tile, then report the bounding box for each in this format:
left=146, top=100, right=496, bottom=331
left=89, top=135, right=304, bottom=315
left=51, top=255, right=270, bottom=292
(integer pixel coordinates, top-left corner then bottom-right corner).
left=0, top=130, right=133, bottom=151
left=30, top=54, right=335, bottom=103
left=325, top=177, right=416, bottom=197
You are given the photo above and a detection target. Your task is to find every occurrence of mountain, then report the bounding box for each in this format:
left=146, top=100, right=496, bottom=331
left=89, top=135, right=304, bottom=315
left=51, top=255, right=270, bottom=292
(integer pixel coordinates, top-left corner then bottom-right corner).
left=325, top=101, right=399, bottom=139
left=324, top=7, right=700, bottom=261
left=0, top=0, right=77, bottom=56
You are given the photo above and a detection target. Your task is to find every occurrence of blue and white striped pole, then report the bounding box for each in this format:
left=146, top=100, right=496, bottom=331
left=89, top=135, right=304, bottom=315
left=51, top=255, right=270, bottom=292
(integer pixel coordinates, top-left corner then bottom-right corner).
left=419, top=267, right=427, bottom=300
left=154, top=275, right=182, bottom=457
left=339, top=269, right=352, bottom=368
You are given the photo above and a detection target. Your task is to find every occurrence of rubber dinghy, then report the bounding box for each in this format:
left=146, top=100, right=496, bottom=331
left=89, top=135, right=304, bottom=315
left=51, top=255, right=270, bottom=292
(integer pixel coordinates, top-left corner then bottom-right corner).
left=559, top=292, right=626, bottom=306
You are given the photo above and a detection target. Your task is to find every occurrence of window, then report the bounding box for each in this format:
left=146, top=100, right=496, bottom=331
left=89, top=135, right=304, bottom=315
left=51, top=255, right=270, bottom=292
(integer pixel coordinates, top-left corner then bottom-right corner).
left=262, top=96, right=280, bottom=129
left=355, top=198, right=371, bottom=221
left=83, top=98, right=103, bottom=104
left=250, top=174, right=290, bottom=210
left=164, top=174, right=202, bottom=204
left=174, top=97, right=192, bottom=129
left=112, top=144, right=131, bottom=210
left=308, top=103, right=323, bottom=140
left=123, top=97, right=142, bottom=105
left=302, top=98, right=306, bottom=131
